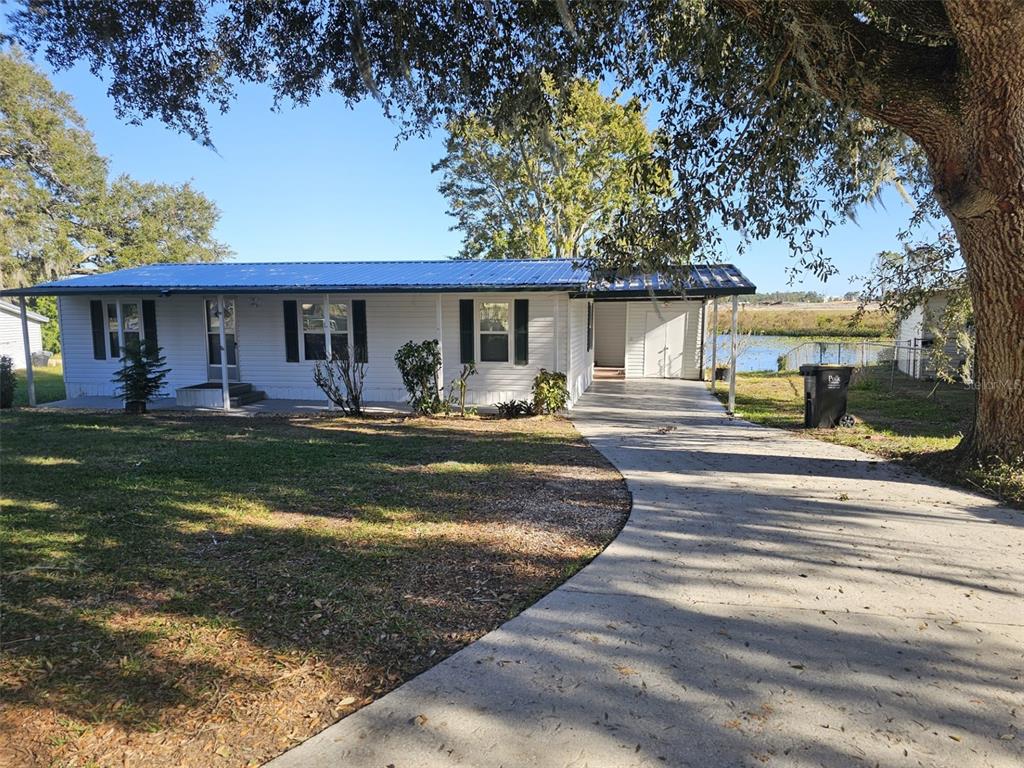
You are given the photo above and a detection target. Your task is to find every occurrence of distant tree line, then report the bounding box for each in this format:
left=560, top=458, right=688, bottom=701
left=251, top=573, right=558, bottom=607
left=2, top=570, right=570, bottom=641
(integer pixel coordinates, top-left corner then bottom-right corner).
left=752, top=290, right=825, bottom=304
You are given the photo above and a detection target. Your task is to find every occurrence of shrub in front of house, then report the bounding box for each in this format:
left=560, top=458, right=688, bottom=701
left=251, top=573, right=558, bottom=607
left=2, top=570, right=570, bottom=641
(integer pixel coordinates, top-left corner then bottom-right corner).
left=445, top=362, right=477, bottom=417
left=496, top=399, right=535, bottom=419
left=395, top=339, right=445, bottom=415
left=111, top=340, right=170, bottom=414
left=0, top=355, right=15, bottom=408
left=531, top=369, right=569, bottom=414
left=313, top=354, right=366, bottom=416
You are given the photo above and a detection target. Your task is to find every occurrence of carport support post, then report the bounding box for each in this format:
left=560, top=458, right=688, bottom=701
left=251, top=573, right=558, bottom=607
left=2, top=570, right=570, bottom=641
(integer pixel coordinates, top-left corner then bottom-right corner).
left=728, top=295, right=738, bottom=414
left=710, top=297, right=719, bottom=392
left=435, top=294, right=444, bottom=400
left=18, top=296, right=36, bottom=407
left=217, top=294, right=230, bottom=410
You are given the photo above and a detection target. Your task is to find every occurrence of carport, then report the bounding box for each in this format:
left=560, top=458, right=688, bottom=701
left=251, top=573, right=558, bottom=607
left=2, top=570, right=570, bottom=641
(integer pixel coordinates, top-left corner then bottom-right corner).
left=586, top=264, right=756, bottom=411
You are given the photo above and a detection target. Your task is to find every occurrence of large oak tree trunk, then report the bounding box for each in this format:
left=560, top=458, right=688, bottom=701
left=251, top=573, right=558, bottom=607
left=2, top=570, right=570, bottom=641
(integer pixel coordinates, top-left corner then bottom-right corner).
left=951, top=206, right=1024, bottom=460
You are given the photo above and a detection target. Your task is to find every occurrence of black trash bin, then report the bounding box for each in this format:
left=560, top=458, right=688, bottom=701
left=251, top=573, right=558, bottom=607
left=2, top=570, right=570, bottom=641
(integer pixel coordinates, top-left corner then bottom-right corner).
left=799, top=364, right=854, bottom=428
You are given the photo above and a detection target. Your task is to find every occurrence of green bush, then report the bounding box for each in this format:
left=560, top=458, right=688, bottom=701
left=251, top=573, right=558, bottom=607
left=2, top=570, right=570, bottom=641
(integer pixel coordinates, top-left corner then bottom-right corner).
left=531, top=369, right=568, bottom=414
left=394, top=339, right=444, bottom=415
left=0, top=355, right=16, bottom=408
left=496, top=399, right=535, bottom=419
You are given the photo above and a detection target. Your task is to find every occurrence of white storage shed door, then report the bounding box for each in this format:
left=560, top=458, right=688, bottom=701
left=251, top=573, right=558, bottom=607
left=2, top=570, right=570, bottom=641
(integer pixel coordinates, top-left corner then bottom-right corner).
left=643, top=311, right=686, bottom=377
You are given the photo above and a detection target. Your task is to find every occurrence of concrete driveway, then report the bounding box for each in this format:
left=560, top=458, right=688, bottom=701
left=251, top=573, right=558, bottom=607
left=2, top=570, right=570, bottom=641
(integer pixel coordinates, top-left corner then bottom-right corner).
left=269, top=379, right=1023, bottom=768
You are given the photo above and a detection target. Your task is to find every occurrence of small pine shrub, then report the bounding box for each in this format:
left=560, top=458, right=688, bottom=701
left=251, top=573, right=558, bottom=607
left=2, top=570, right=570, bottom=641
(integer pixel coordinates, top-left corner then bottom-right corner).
left=111, top=340, right=170, bottom=414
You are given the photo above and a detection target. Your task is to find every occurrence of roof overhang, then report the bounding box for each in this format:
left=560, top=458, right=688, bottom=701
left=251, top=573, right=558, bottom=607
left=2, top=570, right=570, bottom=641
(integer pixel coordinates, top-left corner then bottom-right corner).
left=0, top=284, right=584, bottom=297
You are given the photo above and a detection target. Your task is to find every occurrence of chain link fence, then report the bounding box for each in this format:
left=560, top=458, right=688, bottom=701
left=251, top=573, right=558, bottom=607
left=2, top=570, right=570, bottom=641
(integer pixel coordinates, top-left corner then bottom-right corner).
left=778, top=340, right=970, bottom=395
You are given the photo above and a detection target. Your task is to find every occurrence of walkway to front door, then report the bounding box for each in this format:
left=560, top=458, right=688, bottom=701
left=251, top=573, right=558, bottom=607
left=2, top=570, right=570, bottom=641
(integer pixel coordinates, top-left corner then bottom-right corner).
left=269, top=379, right=1023, bottom=768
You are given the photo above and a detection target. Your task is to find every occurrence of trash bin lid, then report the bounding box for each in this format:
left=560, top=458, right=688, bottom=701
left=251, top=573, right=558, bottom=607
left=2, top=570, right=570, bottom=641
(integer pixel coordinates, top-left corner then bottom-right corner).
left=799, top=364, right=855, bottom=375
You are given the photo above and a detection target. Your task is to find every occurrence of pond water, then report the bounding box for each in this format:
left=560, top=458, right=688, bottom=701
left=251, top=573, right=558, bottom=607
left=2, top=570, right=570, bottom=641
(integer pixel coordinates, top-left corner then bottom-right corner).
left=714, top=334, right=893, bottom=372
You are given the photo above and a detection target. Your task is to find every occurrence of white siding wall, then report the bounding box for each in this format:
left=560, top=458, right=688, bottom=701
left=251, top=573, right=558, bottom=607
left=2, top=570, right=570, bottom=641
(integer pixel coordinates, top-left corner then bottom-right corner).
left=0, top=312, right=43, bottom=369
left=441, top=292, right=571, bottom=406
left=624, top=299, right=703, bottom=379
left=593, top=302, right=626, bottom=367
left=566, top=298, right=594, bottom=403
left=60, top=294, right=207, bottom=397
left=59, top=291, right=589, bottom=405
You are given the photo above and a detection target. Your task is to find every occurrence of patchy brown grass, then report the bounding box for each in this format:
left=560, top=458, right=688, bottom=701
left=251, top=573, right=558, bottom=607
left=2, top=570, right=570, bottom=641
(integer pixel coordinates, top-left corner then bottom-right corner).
left=0, top=411, right=629, bottom=767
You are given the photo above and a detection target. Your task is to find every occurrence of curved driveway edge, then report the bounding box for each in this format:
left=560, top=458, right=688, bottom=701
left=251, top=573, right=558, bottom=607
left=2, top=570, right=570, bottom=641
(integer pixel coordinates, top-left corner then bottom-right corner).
left=269, top=379, right=1023, bottom=768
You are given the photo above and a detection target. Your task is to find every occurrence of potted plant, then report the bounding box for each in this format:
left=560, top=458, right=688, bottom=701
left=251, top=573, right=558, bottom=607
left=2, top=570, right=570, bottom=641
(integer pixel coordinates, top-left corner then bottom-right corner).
left=112, top=339, right=170, bottom=414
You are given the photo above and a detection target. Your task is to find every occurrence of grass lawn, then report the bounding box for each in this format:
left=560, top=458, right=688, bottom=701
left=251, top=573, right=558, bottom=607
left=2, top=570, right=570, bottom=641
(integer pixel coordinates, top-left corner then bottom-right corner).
left=0, top=411, right=629, bottom=767
left=715, top=371, right=1022, bottom=507
left=12, top=362, right=66, bottom=406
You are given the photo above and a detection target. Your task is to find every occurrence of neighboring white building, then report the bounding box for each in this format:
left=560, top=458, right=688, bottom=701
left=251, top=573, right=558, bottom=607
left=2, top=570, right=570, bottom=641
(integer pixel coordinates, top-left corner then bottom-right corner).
left=2, top=260, right=754, bottom=408
left=0, top=300, right=48, bottom=369
left=895, top=291, right=971, bottom=380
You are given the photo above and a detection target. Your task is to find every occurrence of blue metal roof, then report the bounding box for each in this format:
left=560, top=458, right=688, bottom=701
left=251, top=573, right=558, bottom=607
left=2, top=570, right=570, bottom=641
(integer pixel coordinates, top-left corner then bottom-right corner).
left=1, top=259, right=755, bottom=297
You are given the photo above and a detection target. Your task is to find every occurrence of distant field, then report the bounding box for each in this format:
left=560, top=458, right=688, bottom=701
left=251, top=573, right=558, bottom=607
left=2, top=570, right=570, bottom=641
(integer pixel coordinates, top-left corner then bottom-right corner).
left=714, top=302, right=892, bottom=338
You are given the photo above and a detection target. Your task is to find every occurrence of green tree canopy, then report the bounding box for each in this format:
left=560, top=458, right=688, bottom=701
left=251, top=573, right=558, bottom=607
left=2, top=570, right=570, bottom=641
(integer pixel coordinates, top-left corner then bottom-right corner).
left=0, top=49, right=231, bottom=289
left=5, top=1, right=1021, bottom=460
left=434, top=76, right=674, bottom=269
left=0, top=47, right=106, bottom=288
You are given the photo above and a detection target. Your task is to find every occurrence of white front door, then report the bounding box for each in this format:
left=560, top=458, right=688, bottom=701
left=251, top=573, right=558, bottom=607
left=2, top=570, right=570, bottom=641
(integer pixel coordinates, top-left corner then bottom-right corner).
left=644, top=311, right=686, bottom=378
left=205, top=298, right=240, bottom=382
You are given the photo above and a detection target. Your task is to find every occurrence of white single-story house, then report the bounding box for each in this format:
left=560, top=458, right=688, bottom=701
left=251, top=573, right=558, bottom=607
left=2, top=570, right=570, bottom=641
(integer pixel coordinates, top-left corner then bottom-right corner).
left=1, top=259, right=754, bottom=409
left=895, top=291, right=971, bottom=380
left=0, top=299, right=48, bottom=369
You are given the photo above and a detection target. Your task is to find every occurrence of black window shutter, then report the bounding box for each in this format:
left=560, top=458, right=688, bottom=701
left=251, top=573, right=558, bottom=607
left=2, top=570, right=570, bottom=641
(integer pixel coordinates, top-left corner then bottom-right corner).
left=459, top=299, right=475, bottom=364
left=89, top=300, right=106, bottom=360
left=283, top=300, right=300, bottom=362
left=352, top=299, right=368, bottom=363
left=586, top=302, right=594, bottom=351
left=142, top=300, right=158, bottom=348
left=514, top=299, right=529, bottom=365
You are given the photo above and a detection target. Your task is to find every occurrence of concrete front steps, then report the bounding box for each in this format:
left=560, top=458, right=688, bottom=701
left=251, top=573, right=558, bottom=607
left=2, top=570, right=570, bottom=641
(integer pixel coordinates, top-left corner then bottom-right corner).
left=228, top=383, right=266, bottom=407
left=175, top=382, right=267, bottom=408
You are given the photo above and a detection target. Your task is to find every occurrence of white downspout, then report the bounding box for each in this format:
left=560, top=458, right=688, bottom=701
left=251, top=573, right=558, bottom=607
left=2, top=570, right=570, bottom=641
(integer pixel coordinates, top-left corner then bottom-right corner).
left=728, top=295, right=738, bottom=414
left=217, top=295, right=230, bottom=410
left=18, top=296, right=36, bottom=407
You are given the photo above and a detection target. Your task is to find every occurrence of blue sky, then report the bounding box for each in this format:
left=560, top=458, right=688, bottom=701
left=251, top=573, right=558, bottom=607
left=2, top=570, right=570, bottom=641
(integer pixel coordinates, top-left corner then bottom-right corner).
left=42, top=59, right=915, bottom=295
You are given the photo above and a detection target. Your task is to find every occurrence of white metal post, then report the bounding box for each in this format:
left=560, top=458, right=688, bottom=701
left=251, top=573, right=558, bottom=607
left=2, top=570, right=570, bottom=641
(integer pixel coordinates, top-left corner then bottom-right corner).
left=322, top=294, right=333, bottom=360
left=710, top=297, right=719, bottom=391
left=114, top=301, right=125, bottom=359
left=728, top=295, right=738, bottom=413
left=18, top=296, right=36, bottom=407
left=323, top=295, right=334, bottom=410
left=217, top=295, right=230, bottom=410
left=435, top=294, right=444, bottom=397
